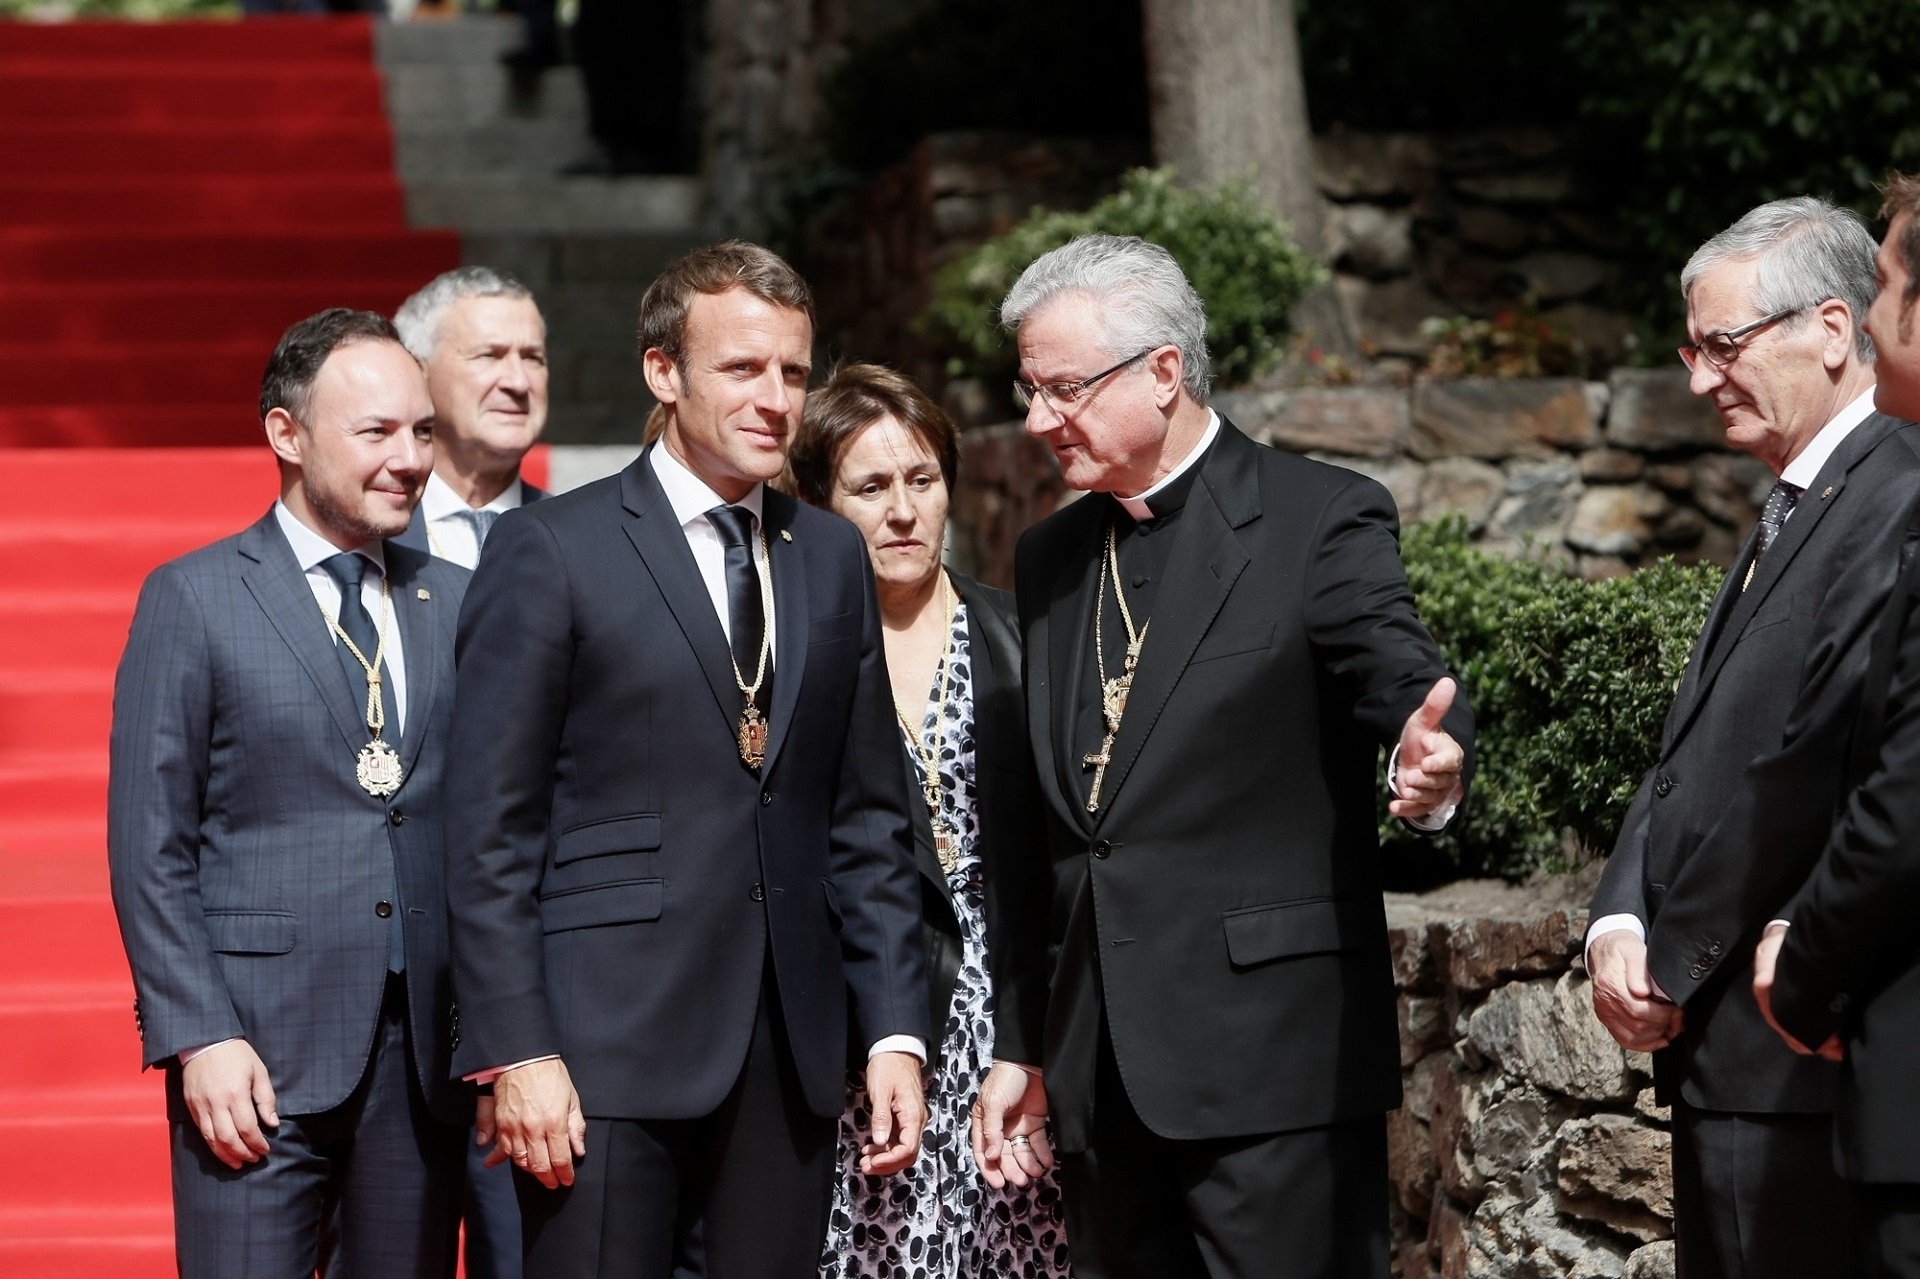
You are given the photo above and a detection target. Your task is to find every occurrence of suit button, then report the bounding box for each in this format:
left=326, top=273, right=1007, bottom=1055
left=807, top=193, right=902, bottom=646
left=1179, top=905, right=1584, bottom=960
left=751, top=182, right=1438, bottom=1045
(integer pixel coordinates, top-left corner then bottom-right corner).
left=761, top=791, right=775, bottom=807
left=1092, top=840, right=1112, bottom=859
left=389, top=809, right=406, bottom=826
left=1654, top=774, right=1673, bottom=797
left=1689, top=964, right=1704, bottom=979
left=749, top=883, right=765, bottom=902
left=375, top=900, right=393, bottom=918
left=1708, top=942, right=1722, bottom=956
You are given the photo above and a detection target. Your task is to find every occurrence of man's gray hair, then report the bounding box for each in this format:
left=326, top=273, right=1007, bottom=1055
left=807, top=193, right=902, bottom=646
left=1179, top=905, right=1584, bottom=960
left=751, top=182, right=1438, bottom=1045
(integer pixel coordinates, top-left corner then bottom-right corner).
left=393, top=265, right=539, bottom=361
left=1000, top=234, right=1213, bottom=401
left=1681, top=196, right=1879, bottom=362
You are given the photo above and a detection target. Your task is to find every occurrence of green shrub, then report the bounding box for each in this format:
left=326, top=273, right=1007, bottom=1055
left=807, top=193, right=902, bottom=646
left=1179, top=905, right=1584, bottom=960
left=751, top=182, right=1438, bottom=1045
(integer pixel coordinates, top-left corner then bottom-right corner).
left=1390, top=516, right=1720, bottom=877
left=920, top=167, right=1327, bottom=389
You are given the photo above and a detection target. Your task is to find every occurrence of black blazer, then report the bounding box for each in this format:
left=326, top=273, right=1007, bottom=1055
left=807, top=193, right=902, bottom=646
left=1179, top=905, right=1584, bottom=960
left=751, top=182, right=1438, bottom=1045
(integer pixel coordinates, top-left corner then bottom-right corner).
left=1011, top=420, right=1472, bottom=1151
left=1773, top=487, right=1920, bottom=1180
left=905, top=574, right=1049, bottom=1064
left=108, top=513, right=472, bottom=1124
left=1591, top=413, right=1920, bottom=1113
left=444, top=448, right=928, bottom=1122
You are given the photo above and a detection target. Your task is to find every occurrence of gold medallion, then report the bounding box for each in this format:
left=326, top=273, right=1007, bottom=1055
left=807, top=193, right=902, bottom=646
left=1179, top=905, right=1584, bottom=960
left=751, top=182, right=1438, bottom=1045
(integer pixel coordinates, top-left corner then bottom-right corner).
left=357, top=737, right=404, bottom=797
left=737, top=704, right=767, bottom=769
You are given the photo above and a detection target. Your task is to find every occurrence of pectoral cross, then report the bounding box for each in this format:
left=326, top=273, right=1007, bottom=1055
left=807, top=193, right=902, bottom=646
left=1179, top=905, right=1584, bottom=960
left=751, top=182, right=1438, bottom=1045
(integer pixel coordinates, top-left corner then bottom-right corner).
left=1084, top=733, right=1116, bottom=813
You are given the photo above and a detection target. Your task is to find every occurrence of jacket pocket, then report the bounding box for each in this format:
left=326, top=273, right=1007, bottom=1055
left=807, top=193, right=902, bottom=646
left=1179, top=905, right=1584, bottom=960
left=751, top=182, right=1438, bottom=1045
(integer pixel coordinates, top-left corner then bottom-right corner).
left=1190, top=621, right=1275, bottom=665
left=1221, top=896, right=1371, bottom=968
left=205, top=910, right=296, bottom=955
left=553, top=813, right=662, bottom=867
left=540, top=878, right=664, bottom=933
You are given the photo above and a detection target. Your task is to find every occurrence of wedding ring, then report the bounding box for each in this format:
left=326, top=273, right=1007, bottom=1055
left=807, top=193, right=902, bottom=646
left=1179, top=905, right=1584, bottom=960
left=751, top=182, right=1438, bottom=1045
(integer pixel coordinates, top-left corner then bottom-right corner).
left=513, top=1150, right=530, bottom=1162
left=1008, top=1135, right=1031, bottom=1148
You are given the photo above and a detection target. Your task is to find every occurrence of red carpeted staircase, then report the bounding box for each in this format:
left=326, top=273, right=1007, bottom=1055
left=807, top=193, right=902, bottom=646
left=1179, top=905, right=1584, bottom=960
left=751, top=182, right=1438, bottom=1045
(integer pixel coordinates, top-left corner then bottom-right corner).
left=0, top=15, right=462, bottom=1275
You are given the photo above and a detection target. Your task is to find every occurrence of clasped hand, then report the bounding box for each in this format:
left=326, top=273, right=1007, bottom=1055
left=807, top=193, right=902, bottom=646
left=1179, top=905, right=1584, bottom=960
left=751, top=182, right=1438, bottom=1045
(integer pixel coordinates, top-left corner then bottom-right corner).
left=1390, top=677, right=1466, bottom=821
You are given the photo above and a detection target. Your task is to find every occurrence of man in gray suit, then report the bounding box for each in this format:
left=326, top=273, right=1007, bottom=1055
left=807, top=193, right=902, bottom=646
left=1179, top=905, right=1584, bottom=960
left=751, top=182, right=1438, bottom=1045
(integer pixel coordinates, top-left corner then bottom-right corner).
left=1588, top=197, right=1920, bottom=1279
left=392, top=267, right=550, bottom=569
left=108, top=308, right=474, bottom=1277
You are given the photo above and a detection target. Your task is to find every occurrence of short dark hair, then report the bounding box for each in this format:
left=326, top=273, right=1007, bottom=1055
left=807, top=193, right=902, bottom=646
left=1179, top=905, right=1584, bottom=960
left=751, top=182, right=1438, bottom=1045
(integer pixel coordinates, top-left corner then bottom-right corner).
left=1882, top=172, right=1920, bottom=338
left=636, top=240, right=813, bottom=371
left=260, top=308, right=405, bottom=424
left=789, top=363, right=959, bottom=508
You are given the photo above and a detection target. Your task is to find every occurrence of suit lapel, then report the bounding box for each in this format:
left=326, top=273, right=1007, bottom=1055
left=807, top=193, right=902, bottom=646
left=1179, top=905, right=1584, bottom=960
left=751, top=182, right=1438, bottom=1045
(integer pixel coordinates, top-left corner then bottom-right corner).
left=761, top=490, right=809, bottom=773
left=1045, top=501, right=1105, bottom=833
left=1090, top=441, right=1253, bottom=823
left=619, top=452, right=742, bottom=736
left=237, top=513, right=370, bottom=756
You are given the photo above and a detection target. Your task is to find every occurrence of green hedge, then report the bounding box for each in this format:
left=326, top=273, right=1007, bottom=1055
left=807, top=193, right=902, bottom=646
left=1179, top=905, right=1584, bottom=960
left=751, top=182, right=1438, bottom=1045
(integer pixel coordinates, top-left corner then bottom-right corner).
left=920, top=167, right=1325, bottom=390
left=1390, top=516, right=1720, bottom=877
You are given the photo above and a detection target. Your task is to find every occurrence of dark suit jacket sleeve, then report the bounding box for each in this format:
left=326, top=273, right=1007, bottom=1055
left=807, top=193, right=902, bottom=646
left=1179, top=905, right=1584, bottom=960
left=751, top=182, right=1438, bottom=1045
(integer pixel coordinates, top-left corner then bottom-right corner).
left=1301, top=474, right=1475, bottom=775
left=1589, top=773, right=1656, bottom=932
left=1772, top=581, right=1920, bottom=1046
left=107, top=563, right=242, bottom=1066
left=826, top=534, right=932, bottom=1051
left=444, top=511, right=576, bottom=1073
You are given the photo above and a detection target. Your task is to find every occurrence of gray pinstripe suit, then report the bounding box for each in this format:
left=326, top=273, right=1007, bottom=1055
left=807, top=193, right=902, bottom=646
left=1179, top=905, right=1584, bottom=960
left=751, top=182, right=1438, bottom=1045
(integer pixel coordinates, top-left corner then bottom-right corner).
left=108, top=509, right=473, bottom=1277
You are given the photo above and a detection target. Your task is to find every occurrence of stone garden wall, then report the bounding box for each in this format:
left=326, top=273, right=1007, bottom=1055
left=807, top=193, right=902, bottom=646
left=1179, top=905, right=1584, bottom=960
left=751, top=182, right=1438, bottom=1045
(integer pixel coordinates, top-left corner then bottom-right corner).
left=1384, top=877, right=1676, bottom=1279
left=951, top=369, right=1762, bottom=588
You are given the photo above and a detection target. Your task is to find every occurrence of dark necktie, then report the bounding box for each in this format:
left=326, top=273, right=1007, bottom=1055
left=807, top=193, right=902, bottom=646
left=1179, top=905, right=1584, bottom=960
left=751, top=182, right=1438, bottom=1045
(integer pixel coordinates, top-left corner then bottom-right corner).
left=707, top=505, right=771, bottom=716
left=464, top=507, right=500, bottom=552
left=1756, top=480, right=1802, bottom=555
left=319, top=552, right=400, bottom=744
left=318, top=551, right=406, bottom=972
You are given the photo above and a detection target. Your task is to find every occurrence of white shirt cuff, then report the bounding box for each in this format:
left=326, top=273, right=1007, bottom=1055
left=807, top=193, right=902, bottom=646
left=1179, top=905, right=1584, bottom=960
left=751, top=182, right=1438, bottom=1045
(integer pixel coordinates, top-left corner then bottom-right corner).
left=868, top=1035, right=926, bottom=1064
left=465, top=1054, right=560, bottom=1085
left=179, top=1037, right=240, bottom=1065
left=1388, top=743, right=1458, bottom=831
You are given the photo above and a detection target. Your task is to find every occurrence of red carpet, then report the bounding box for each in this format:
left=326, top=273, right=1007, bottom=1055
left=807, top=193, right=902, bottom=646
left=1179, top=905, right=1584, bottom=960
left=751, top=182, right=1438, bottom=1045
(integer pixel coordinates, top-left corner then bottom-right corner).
left=0, top=15, right=459, bottom=449
left=0, top=14, right=466, bottom=1274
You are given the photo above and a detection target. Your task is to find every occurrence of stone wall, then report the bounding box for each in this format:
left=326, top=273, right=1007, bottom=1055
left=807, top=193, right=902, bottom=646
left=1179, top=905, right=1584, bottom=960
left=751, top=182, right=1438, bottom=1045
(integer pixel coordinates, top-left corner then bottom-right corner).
left=1384, top=877, right=1676, bottom=1279
left=951, top=369, right=1765, bottom=587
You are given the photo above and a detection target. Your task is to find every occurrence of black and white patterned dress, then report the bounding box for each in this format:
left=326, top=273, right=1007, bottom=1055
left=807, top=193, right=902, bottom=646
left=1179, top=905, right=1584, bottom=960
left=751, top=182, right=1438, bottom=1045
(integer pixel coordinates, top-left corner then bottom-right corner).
left=820, top=602, right=1072, bottom=1279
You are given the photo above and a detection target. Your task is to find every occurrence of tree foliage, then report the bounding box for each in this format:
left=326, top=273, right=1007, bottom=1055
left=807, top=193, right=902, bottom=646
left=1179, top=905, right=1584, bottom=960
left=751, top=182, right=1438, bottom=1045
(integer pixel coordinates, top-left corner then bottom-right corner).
left=1390, top=517, right=1719, bottom=877
left=921, top=167, right=1326, bottom=389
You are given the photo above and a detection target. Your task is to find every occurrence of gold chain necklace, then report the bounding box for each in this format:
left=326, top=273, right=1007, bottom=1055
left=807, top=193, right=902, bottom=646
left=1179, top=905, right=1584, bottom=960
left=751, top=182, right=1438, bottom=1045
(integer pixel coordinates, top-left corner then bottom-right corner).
left=724, top=524, right=776, bottom=768
left=893, top=572, right=959, bottom=873
left=1084, top=521, right=1148, bottom=812
left=324, top=571, right=404, bottom=797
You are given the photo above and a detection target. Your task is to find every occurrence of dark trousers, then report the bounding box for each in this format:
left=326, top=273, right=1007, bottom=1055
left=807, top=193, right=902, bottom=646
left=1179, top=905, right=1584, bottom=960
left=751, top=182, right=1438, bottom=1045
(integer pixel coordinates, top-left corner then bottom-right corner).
left=1671, top=1101, right=1859, bottom=1279
left=515, top=975, right=835, bottom=1278
left=463, top=1136, right=523, bottom=1279
left=1059, top=1026, right=1389, bottom=1279
left=1856, top=1183, right=1920, bottom=1279
left=170, top=978, right=465, bottom=1279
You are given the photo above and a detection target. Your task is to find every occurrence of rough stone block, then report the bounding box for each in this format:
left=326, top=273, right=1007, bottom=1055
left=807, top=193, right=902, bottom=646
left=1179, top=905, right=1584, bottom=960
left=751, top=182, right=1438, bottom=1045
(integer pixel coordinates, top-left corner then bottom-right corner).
left=1468, top=972, right=1637, bottom=1102
left=1606, top=369, right=1725, bottom=451
left=1645, top=463, right=1693, bottom=493
left=1401, top=993, right=1451, bottom=1066
left=1388, top=1100, right=1438, bottom=1217
left=1632, top=1087, right=1670, bottom=1124
left=1515, top=251, right=1611, bottom=303
left=1429, top=1059, right=1492, bottom=1204
left=1430, top=910, right=1579, bottom=995
left=1489, top=457, right=1580, bottom=543
left=1343, top=275, right=1452, bottom=357
left=1220, top=385, right=1411, bottom=457
left=1428, top=1194, right=1471, bottom=1279
left=1453, top=204, right=1533, bottom=254
left=1470, top=1199, right=1630, bottom=1279
left=1556, top=1114, right=1673, bottom=1243
left=1625, top=1241, right=1676, bottom=1279
left=1471, top=1085, right=1571, bottom=1187
left=1386, top=903, right=1439, bottom=991
left=1566, top=485, right=1667, bottom=557
left=1331, top=203, right=1415, bottom=278
left=1580, top=449, right=1643, bottom=482
left=1452, top=166, right=1576, bottom=205
left=1319, top=456, right=1426, bottom=523
left=1411, top=379, right=1598, bottom=460
left=1691, top=451, right=1770, bottom=526
left=1421, top=457, right=1505, bottom=530
left=1314, top=131, right=1438, bottom=200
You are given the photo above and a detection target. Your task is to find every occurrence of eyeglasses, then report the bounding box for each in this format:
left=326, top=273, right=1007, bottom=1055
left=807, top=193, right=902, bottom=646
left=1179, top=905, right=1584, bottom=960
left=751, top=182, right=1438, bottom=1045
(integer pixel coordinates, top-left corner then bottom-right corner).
left=1013, top=348, right=1155, bottom=412
left=1678, top=305, right=1811, bottom=370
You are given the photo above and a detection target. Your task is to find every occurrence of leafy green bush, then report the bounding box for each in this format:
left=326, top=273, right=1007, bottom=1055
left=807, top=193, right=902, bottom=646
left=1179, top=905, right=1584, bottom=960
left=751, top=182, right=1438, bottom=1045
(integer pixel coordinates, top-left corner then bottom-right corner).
left=920, top=167, right=1327, bottom=389
left=1568, top=0, right=1920, bottom=331
left=1390, top=516, right=1720, bottom=877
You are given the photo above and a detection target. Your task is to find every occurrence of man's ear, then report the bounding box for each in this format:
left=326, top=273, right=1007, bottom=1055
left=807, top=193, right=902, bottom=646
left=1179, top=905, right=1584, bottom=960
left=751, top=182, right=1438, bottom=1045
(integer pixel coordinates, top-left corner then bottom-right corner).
left=642, top=348, right=682, bottom=404
left=1147, top=344, right=1185, bottom=409
left=264, top=406, right=303, bottom=468
left=1817, top=297, right=1857, bottom=372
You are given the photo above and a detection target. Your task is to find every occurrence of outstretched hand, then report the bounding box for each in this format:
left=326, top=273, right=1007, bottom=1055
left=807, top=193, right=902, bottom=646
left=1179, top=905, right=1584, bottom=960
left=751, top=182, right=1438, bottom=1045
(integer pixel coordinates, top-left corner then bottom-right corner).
left=1390, top=677, right=1465, bottom=820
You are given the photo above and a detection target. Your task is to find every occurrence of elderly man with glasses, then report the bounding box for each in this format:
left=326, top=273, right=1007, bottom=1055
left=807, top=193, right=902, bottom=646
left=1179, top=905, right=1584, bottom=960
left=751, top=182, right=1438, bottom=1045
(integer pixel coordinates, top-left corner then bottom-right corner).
left=1587, top=195, right=1920, bottom=1279
left=970, top=233, right=1472, bottom=1278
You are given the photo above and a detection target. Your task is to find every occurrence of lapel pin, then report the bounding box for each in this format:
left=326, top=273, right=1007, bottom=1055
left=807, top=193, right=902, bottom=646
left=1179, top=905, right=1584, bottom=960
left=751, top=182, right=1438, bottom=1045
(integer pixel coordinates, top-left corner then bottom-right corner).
left=1820, top=486, right=1835, bottom=500
left=780, top=529, right=793, bottom=542
left=417, top=588, right=431, bottom=601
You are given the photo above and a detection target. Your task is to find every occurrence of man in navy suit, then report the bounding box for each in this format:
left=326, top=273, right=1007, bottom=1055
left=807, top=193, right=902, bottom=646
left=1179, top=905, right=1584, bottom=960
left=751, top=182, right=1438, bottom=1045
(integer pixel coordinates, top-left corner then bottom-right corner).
left=444, top=241, right=929, bottom=1277
left=108, top=309, right=472, bottom=1277
left=393, top=267, right=550, bottom=570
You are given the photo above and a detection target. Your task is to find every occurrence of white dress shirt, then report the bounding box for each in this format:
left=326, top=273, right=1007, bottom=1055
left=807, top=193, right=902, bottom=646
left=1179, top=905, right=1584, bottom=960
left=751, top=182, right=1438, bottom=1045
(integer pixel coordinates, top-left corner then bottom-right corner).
left=417, top=471, right=528, bottom=571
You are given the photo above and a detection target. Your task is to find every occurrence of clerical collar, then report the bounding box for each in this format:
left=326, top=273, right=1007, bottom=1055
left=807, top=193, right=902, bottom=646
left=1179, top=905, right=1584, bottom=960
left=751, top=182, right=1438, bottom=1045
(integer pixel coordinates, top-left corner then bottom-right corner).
left=1114, top=409, right=1221, bottom=522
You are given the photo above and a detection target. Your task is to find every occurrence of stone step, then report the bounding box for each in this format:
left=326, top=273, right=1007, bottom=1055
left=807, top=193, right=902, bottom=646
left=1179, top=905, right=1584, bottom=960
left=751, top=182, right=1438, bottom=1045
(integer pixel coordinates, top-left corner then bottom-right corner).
left=406, top=175, right=703, bottom=234
left=460, top=229, right=711, bottom=287
left=391, top=117, right=591, bottom=180
left=380, top=62, right=585, bottom=125
left=374, top=15, right=521, bottom=66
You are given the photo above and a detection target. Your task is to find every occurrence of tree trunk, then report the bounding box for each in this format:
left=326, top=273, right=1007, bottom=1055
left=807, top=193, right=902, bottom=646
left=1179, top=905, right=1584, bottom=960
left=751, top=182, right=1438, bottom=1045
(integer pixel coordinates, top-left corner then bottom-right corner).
left=1140, top=0, right=1358, bottom=358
